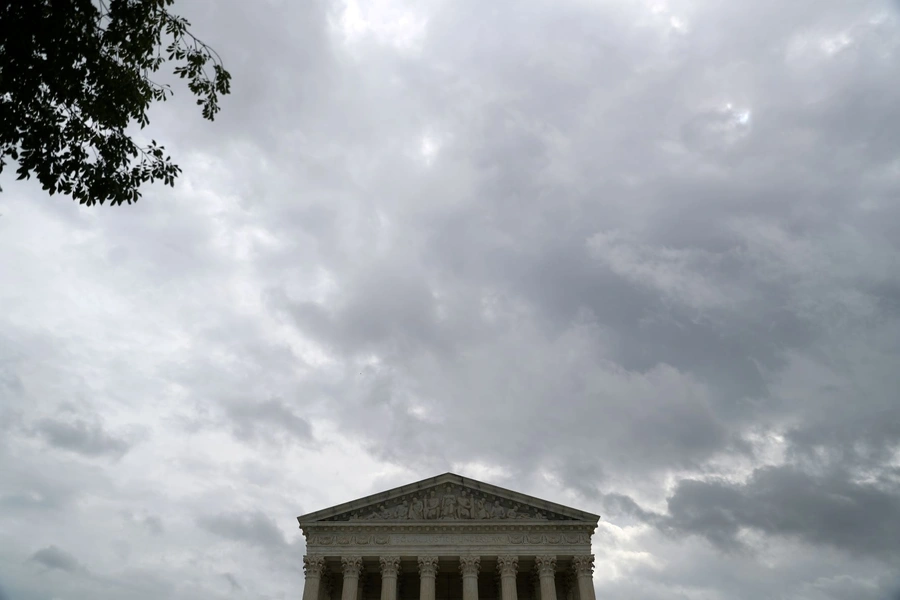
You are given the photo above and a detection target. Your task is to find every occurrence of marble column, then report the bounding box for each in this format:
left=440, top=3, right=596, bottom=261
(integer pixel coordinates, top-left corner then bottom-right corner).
left=357, top=572, right=366, bottom=600
left=380, top=557, right=401, bottom=600
left=303, top=556, right=327, bottom=600
left=460, top=556, right=481, bottom=600
left=341, top=557, right=364, bottom=600
left=534, top=556, right=557, bottom=600
left=572, top=555, right=596, bottom=600
left=563, top=571, right=577, bottom=600
left=418, top=557, right=439, bottom=600
left=497, top=556, right=518, bottom=600
left=532, top=571, right=542, bottom=600
left=319, top=571, right=333, bottom=600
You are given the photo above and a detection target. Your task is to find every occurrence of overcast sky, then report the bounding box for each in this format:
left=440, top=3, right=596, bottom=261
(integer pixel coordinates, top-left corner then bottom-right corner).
left=2, top=0, right=900, bottom=598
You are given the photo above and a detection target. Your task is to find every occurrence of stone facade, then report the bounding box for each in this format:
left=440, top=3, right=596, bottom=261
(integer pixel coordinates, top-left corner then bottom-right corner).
left=298, top=473, right=599, bottom=600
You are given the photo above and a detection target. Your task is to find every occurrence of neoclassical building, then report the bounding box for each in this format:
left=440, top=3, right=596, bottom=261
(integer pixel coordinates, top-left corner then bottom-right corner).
left=297, top=473, right=599, bottom=600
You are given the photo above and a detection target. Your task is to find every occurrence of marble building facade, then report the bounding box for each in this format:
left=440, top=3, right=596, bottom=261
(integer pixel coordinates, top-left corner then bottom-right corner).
left=297, top=473, right=599, bottom=600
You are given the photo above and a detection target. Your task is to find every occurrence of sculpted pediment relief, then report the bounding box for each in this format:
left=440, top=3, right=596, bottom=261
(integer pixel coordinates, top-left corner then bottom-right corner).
left=321, top=483, right=576, bottom=522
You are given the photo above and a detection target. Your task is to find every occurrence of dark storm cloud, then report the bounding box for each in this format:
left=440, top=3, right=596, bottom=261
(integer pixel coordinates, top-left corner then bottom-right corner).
left=149, top=0, right=340, bottom=156
left=601, top=465, right=900, bottom=560
left=223, top=572, right=242, bottom=592
left=143, top=515, right=164, bottom=535
left=29, top=546, right=85, bottom=573
left=226, top=398, right=314, bottom=445
left=2, top=0, right=900, bottom=598
left=266, top=0, right=900, bottom=491
left=197, top=511, right=287, bottom=550
left=259, top=11, right=900, bottom=595
left=0, top=446, right=112, bottom=514
left=595, top=529, right=898, bottom=600
left=664, top=467, right=900, bottom=559
left=31, top=417, right=132, bottom=459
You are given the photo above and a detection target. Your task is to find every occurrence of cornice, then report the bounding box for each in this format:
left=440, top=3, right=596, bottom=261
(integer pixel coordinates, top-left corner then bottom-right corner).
left=300, top=521, right=597, bottom=537
left=297, top=473, right=600, bottom=524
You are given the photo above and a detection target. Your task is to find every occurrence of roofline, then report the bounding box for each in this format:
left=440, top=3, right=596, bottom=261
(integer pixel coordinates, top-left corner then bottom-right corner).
left=296, top=472, right=600, bottom=524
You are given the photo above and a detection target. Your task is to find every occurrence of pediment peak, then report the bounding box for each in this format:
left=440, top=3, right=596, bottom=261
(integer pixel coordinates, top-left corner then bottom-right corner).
left=297, top=472, right=600, bottom=525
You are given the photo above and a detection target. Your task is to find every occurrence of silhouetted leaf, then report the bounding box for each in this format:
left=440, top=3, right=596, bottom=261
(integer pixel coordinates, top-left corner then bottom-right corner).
left=0, top=0, right=231, bottom=206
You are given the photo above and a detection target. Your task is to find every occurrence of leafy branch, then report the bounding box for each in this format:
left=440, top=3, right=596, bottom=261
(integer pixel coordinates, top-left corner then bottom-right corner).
left=0, top=0, right=232, bottom=205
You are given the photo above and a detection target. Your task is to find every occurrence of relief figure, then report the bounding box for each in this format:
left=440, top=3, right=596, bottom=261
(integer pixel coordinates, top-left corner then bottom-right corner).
left=409, top=496, right=424, bottom=520
left=441, top=493, right=456, bottom=518
left=424, top=491, right=441, bottom=519
left=474, top=497, right=489, bottom=519
left=456, top=490, right=473, bottom=519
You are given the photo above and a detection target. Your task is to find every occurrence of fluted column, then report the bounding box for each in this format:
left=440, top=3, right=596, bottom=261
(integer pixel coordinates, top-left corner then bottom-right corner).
left=341, top=557, right=364, bottom=600
left=563, top=571, right=577, bottom=600
left=460, top=556, right=481, bottom=600
left=572, top=556, right=596, bottom=600
left=303, top=556, right=327, bottom=600
left=319, top=571, right=333, bottom=600
left=380, top=557, right=400, bottom=600
left=418, top=557, right=439, bottom=600
left=357, top=572, right=366, bottom=600
left=497, top=556, right=518, bottom=600
left=535, top=556, right=557, bottom=600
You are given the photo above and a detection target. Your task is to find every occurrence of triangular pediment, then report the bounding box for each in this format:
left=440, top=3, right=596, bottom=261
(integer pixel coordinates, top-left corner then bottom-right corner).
left=297, top=473, right=599, bottom=524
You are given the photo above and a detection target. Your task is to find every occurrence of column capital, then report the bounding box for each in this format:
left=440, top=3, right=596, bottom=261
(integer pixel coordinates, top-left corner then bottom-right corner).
left=418, top=556, right=439, bottom=577
left=534, top=555, right=557, bottom=577
left=341, top=556, right=364, bottom=577
left=304, top=555, right=327, bottom=577
left=380, top=556, right=401, bottom=577
left=459, top=555, right=481, bottom=577
left=571, top=555, right=595, bottom=576
left=497, top=555, right=518, bottom=577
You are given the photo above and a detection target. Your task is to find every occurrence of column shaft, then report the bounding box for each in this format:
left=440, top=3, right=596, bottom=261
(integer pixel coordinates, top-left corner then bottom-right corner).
left=418, top=557, right=439, bottom=600
left=357, top=572, right=366, bottom=600
left=572, top=555, right=596, bottom=600
left=319, top=572, right=333, bottom=600
left=497, top=556, right=518, bottom=600
left=341, top=557, right=363, bottom=600
left=303, top=556, right=326, bottom=600
left=564, top=572, right=577, bottom=600
left=460, top=556, right=481, bottom=600
left=535, top=556, right=557, bottom=600
left=380, top=557, right=400, bottom=600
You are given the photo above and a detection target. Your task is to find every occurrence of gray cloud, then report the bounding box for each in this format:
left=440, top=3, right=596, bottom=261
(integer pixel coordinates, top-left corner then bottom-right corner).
left=31, top=418, right=132, bottom=459
left=0, top=445, right=112, bottom=515
left=662, top=467, right=900, bottom=559
left=143, top=515, right=164, bottom=536
left=29, top=546, right=85, bottom=573
left=226, top=398, right=314, bottom=446
left=600, top=465, right=900, bottom=561
left=197, top=511, right=287, bottom=551
left=222, top=572, right=242, bottom=592
left=2, top=0, right=900, bottom=598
